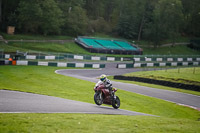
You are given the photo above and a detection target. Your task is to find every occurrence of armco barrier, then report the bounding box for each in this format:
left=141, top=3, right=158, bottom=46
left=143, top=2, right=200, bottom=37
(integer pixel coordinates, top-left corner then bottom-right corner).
left=1, top=60, right=105, bottom=68
left=114, top=75, right=200, bottom=91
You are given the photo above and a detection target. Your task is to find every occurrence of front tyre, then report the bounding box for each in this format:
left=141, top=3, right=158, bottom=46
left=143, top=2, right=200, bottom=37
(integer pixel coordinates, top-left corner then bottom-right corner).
left=94, top=92, right=103, bottom=105
left=112, top=96, right=120, bottom=109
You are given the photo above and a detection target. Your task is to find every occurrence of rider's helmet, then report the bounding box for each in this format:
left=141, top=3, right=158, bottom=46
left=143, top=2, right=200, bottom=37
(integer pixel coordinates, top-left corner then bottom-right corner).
left=100, top=74, right=107, bottom=82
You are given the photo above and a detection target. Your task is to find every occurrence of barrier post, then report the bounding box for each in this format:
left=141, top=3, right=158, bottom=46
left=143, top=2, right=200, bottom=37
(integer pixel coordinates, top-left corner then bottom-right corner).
left=193, top=67, right=196, bottom=74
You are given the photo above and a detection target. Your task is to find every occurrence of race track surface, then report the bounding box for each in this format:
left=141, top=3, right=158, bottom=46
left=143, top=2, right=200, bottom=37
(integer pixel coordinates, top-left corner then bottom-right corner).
left=55, top=65, right=200, bottom=109
left=0, top=90, right=152, bottom=116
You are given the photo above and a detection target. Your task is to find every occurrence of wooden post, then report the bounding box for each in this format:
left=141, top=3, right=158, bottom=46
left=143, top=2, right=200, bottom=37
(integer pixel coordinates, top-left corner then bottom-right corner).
left=193, top=67, right=196, bottom=74
left=7, top=26, right=15, bottom=35
left=178, top=67, right=180, bottom=73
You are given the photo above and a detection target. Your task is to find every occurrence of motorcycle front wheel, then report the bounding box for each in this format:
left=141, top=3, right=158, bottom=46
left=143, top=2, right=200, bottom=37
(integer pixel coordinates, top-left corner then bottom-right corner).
left=112, top=96, right=120, bottom=109
left=94, top=92, right=103, bottom=105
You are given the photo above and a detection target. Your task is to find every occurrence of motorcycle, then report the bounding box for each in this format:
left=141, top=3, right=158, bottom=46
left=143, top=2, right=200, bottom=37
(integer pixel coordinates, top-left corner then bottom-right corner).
left=93, top=83, right=120, bottom=109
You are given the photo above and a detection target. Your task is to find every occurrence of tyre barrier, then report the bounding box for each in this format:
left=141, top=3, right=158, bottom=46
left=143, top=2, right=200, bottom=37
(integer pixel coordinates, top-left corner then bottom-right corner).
left=0, top=60, right=5, bottom=65
left=114, top=75, right=200, bottom=92
left=0, top=60, right=105, bottom=68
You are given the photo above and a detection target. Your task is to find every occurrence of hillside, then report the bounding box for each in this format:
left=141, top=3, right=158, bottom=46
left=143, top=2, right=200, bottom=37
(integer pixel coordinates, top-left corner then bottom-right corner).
left=0, top=33, right=200, bottom=56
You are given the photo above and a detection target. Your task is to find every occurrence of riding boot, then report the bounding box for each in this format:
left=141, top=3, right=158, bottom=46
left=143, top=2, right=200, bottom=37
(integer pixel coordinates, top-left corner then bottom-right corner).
left=109, top=90, right=116, bottom=99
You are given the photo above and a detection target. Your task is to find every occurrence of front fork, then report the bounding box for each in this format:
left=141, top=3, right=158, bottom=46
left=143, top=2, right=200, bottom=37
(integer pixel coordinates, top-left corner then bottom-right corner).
left=99, top=92, right=102, bottom=100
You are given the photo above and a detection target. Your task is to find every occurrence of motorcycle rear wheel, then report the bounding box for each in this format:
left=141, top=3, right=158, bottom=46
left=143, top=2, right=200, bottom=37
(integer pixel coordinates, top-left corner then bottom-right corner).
left=94, top=93, right=103, bottom=105
left=112, top=96, right=120, bottom=109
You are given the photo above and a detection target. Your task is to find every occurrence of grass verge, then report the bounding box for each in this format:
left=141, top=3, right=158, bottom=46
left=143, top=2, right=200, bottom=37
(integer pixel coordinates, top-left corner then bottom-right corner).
left=142, top=45, right=200, bottom=55
left=124, top=67, right=200, bottom=87
left=1, top=114, right=200, bottom=133
left=108, top=67, right=200, bottom=96
left=123, top=67, right=200, bottom=84
left=0, top=42, right=89, bottom=55
left=0, top=32, right=73, bottom=40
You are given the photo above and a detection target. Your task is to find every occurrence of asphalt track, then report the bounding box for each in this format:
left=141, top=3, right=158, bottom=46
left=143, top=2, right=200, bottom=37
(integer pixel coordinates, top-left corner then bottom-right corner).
left=55, top=63, right=200, bottom=110
left=0, top=90, right=152, bottom=116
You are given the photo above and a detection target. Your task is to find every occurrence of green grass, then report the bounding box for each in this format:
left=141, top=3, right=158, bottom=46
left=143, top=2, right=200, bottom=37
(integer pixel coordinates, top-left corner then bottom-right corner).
left=0, top=42, right=90, bottom=54
left=142, top=45, right=200, bottom=55
left=1, top=114, right=200, bottom=133
left=0, top=41, right=132, bottom=57
left=0, top=65, right=200, bottom=132
left=124, top=67, right=200, bottom=86
left=137, top=36, right=190, bottom=45
left=108, top=67, right=200, bottom=96
left=0, top=32, right=73, bottom=40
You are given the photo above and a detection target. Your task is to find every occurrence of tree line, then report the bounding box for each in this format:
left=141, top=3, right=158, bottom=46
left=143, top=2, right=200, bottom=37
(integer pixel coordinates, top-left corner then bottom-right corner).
left=0, top=0, right=200, bottom=46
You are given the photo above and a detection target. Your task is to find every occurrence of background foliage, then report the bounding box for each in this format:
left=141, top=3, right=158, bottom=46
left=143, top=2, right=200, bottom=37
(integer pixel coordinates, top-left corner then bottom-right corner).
left=0, top=0, right=200, bottom=46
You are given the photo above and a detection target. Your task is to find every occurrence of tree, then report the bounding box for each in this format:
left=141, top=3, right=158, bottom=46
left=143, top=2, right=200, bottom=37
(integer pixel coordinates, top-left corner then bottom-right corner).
left=144, top=0, right=184, bottom=47
left=0, top=0, right=20, bottom=31
left=116, top=0, right=140, bottom=39
left=0, top=0, right=2, bottom=23
left=116, top=0, right=154, bottom=39
left=137, top=0, right=158, bottom=41
left=62, top=6, right=88, bottom=36
left=117, top=15, right=138, bottom=39
left=88, top=17, right=111, bottom=34
left=144, top=17, right=166, bottom=48
left=84, top=0, right=104, bottom=19
left=40, top=0, right=64, bottom=35
left=17, top=0, right=63, bottom=35
left=181, top=0, right=200, bottom=37
left=159, top=0, right=184, bottom=45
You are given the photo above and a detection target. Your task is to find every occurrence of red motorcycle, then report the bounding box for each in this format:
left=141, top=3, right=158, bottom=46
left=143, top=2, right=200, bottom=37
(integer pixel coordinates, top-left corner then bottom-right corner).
left=93, top=84, right=120, bottom=109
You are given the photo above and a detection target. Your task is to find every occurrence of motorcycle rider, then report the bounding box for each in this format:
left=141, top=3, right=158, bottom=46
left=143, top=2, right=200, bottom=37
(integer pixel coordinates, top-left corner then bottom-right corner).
left=95, top=74, right=114, bottom=96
